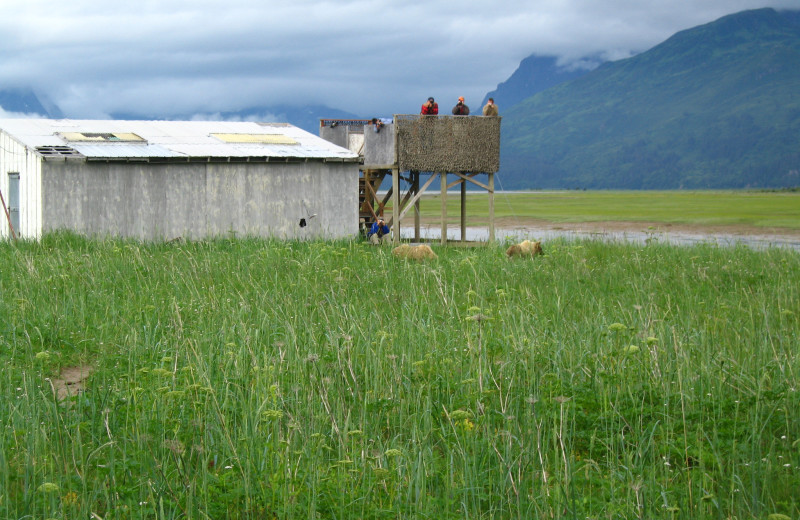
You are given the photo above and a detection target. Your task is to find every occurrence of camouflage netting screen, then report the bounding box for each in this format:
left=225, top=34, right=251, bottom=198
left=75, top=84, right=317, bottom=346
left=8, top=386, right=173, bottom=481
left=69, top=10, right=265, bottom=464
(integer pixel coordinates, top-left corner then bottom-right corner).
left=395, top=115, right=500, bottom=173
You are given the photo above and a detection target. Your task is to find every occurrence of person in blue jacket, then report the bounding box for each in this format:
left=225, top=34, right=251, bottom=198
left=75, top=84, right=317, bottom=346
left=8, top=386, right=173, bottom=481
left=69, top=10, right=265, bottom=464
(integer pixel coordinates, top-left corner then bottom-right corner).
left=368, top=218, right=390, bottom=245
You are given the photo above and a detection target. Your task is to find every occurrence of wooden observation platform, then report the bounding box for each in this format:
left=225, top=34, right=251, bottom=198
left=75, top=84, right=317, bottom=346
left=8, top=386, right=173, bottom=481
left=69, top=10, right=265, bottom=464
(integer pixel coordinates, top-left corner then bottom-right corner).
left=320, top=115, right=501, bottom=244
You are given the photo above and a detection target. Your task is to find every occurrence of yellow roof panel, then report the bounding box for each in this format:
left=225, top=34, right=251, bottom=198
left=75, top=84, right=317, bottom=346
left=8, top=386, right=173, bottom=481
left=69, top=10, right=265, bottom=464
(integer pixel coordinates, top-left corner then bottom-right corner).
left=60, top=132, right=146, bottom=142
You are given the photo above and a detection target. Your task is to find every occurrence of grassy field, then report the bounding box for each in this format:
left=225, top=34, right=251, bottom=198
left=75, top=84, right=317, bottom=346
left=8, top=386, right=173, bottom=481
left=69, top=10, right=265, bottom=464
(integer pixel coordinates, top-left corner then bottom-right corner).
left=1, top=232, right=799, bottom=519
left=405, top=190, right=800, bottom=230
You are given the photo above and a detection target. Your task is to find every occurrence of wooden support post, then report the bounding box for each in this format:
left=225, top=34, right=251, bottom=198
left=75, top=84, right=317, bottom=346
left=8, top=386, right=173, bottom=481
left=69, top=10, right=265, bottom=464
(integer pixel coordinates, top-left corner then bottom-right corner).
left=362, top=172, right=380, bottom=222
left=460, top=177, right=467, bottom=242
left=488, top=172, right=495, bottom=244
left=440, top=172, right=447, bottom=246
left=413, top=171, right=420, bottom=242
left=392, top=167, right=400, bottom=244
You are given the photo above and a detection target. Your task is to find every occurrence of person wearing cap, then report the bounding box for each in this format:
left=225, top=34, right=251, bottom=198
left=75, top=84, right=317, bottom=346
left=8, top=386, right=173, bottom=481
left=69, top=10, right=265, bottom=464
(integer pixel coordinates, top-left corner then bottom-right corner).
left=421, top=97, right=439, bottom=115
left=368, top=218, right=391, bottom=245
left=482, top=97, right=499, bottom=116
left=452, top=96, right=470, bottom=115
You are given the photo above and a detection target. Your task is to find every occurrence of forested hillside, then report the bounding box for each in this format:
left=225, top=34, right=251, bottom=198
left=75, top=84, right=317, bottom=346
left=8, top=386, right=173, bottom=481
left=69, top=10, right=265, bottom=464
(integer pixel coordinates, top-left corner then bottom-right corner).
left=499, top=8, right=800, bottom=189
left=481, top=55, right=600, bottom=110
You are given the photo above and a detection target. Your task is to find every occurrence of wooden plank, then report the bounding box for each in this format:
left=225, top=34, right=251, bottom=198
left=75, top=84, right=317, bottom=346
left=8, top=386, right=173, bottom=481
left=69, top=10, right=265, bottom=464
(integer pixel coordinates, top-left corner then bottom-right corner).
left=441, top=172, right=447, bottom=246
left=363, top=169, right=390, bottom=217
left=488, top=172, right=495, bottom=243
left=379, top=187, right=392, bottom=216
left=392, top=168, right=400, bottom=244
left=392, top=186, right=414, bottom=227
left=413, top=171, right=420, bottom=241
left=379, top=180, right=393, bottom=209
left=361, top=176, right=380, bottom=221
left=461, top=180, right=466, bottom=242
left=446, top=172, right=490, bottom=191
left=396, top=172, right=440, bottom=222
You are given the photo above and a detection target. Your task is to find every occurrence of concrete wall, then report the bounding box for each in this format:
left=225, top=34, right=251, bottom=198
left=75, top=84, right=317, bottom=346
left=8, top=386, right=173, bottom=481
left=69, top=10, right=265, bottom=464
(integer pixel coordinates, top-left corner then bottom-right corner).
left=363, top=123, right=396, bottom=167
left=320, top=123, right=366, bottom=155
left=41, top=160, right=359, bottom=240
left=320, top=125, right=349, bottom=149
left=320, top=116, right=502, bottom=174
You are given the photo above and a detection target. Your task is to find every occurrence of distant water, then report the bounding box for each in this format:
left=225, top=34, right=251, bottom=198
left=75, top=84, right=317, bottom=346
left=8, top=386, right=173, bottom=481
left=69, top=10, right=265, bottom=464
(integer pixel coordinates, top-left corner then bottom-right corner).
left=400, top=226, right=800, bottom=252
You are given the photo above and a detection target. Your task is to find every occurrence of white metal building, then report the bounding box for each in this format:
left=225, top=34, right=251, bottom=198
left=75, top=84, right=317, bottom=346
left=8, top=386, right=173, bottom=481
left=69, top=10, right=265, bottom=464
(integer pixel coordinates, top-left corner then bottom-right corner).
left=0, top=119, right=360, bottom=241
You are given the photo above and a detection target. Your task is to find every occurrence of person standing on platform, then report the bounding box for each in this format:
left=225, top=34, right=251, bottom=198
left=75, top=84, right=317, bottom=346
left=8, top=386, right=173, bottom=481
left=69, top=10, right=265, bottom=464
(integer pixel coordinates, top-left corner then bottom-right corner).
left=421, top=97, right=439, bottom=115
left=452, top=96, right=470, bottom=115
left=482, top=97, right=499, bottom=116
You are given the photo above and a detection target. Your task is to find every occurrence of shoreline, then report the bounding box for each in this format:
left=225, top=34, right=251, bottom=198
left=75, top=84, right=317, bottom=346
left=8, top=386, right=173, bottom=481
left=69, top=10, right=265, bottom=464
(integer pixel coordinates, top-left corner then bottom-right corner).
left=397, top=219, right=800, bottom=251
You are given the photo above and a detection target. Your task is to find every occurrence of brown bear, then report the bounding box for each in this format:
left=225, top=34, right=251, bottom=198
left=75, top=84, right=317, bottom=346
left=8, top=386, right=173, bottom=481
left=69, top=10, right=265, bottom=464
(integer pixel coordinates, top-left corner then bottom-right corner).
left=505, top=240, right=543, bottom=258
left=392, top=244, right=438, bottom=260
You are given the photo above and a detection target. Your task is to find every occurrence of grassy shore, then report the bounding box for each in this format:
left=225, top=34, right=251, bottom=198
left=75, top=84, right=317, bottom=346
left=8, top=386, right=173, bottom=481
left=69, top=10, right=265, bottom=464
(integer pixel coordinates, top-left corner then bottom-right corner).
left=404, top=190, right=800, bottom=230
left=1, top=232, right=798, bottom=519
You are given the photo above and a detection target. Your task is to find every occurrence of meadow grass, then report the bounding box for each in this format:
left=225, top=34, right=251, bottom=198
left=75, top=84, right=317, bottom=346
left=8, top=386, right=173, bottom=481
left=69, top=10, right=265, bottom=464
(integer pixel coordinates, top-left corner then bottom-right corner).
left=0, top=231, right=798, bottom=519
left=409, top=190, right=800, bottom=229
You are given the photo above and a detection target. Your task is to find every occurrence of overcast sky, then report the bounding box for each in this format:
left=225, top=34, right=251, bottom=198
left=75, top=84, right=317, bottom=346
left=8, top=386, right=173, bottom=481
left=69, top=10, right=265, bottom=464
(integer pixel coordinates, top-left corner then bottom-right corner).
left=1, top=0, right=798, bottom=119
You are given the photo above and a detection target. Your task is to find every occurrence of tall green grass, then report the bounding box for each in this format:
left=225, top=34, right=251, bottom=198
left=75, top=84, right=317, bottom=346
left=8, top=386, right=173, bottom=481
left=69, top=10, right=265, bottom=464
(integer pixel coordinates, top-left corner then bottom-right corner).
left=1, top=232, right=798, bottom=519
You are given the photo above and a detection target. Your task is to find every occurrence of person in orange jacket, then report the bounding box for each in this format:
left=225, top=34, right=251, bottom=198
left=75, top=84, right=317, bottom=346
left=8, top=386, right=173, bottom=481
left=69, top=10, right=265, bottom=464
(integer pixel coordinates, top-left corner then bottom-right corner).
left=452, top=96, right=470, bottom=115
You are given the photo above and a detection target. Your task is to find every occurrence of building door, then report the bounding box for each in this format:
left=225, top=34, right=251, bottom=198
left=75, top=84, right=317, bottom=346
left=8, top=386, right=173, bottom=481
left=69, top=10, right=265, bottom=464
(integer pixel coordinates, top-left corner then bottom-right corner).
left=7, top=172, right=19, bottom=235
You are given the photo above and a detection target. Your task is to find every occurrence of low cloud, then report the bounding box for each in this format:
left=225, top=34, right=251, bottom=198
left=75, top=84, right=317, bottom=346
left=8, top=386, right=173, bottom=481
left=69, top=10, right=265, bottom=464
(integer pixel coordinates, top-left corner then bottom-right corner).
left=0, top=0, right=796, bottom=118
left=0, top=107, right=45, bottom=119
left=188, top=112, right=282, bottom=123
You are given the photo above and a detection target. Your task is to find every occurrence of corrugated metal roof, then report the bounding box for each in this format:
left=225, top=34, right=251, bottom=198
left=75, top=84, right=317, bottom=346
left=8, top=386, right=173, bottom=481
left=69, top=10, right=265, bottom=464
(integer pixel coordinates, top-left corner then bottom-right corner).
left=0, top=119, right=360, bottom=162
left=70, top=143, right=176, bottom=159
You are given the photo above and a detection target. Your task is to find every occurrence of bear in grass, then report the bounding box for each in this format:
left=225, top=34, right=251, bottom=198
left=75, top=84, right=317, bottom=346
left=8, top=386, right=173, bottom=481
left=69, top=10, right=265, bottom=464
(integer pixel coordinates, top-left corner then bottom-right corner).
left=392, top=244, right=438, bottom=260
left=505, top=240, right=543, bottom=258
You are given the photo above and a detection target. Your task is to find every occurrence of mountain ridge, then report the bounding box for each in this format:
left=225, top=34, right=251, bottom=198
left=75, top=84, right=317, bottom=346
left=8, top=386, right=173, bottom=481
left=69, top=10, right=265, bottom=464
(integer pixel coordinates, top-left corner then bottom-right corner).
left=481, top=55, right=602, bottom=111
left=0, top=87, right=354, bottom=134
left=498, top=8, right=800, bottom=189
left=0, top=88, right=56, bottom=117
left=109, top=105, right=359, bottom=134
left=3, top=8, right=798, bottom=189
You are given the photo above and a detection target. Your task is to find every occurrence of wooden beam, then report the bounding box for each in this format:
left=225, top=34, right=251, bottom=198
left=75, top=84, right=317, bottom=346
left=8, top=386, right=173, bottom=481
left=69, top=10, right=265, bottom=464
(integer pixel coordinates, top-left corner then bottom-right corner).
left=413, top=171, right=420, bottom=241
left=488, top=172, right=495, bottom=243
left=441, top=172, right=447, bottom=246
left=362, top=176, right=382, bottom=221
left=363, top=170, right=391, bottom=217
left=396, top=172, right=440, bottom=222
left=372, top=171, right=388, bottom=190
left=446, top=172, right=490, bottom=191
left=392, top=168, right=400, bottom=244
left=386, top=184, right=414, bottom=228
left=379, top=183, right=393, bottom=210
left=461, top=178, right=467, bottom=242
left=366, top=170, right=389, bottom=213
